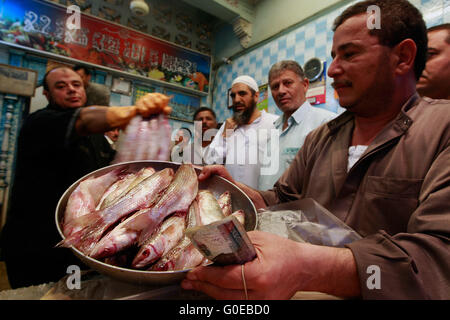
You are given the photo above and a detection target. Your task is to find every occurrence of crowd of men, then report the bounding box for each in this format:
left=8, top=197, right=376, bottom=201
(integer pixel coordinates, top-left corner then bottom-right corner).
left=0, top=0, right=448, bottom=299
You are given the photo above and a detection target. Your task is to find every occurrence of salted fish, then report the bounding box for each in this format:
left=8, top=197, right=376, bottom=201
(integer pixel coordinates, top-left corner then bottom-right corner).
left=63, top=168, right=123, bottom=237
left=58, top=168, right=174, bottom=254
left=130, top=212, right=187, bottom=268
left=88, top=164, right=198, bottom=258
left=217, top=191, right=232, bottom=216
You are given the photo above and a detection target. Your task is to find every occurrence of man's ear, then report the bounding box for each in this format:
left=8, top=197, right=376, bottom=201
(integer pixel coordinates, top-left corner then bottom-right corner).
left=303, top=77, right=310, bottom=92
left=393, top=39, right=417, bottom=76
left=43, top=88, right=50, bottom=102
left=254, top=91, right=260, bottom=102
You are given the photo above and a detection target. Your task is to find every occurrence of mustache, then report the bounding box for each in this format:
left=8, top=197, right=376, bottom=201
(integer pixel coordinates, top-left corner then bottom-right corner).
left=233, top=103, right=245, bottom=108
left=331, top=80, right=352, bottom=89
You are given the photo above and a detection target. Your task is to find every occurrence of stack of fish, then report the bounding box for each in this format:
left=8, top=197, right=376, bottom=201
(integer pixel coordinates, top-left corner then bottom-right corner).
left=58, top=164, right=245, bottom=271
left=112, top=115, right=172, bottom=164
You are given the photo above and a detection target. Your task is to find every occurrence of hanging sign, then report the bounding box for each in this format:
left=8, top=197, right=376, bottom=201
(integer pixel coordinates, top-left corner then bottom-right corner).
left=0, top=0, right=211, bottom=93
left=0, top=64, right=37, bottom=97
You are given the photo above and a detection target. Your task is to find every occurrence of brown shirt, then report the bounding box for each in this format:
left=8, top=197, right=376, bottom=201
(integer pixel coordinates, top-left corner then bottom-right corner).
left=259, top=94, right=450, bottom=299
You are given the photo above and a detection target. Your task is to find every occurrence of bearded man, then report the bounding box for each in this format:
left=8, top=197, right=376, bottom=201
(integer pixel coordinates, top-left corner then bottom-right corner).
left=205, top=75, right=278, bottom=189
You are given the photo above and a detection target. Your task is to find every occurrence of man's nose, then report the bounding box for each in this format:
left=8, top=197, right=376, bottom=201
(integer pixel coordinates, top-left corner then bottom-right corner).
left=327, top=58, right=343, bottom=78
left=67, top=84, right=77, bottom=91
left=278, top=84, right=287, bottom=94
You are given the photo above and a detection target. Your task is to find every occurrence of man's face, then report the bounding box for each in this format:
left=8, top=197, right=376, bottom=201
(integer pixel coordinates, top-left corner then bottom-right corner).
left=230, top=83, right=259, bottom=125
left=44, top=68, right=86, bottom=109
left=270, top=69, right=309, bottom=116
left=195, top=110, right=217, bottom=133
left=328, top=14, right=395, bottom=116
left=105, top=128, right=120, bottom=142
left=416, top=29, right=450, bottom=99
left=74, top=68, right=91, bottom=87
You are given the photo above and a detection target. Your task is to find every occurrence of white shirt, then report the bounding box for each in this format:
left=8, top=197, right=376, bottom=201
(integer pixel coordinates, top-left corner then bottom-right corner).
left=206, top=110, right=279, bottom=189
left=347, top=145, right=368, bottom=172
left=171, top=141, right=211, bottom=165
left=104, top=135, right=116, bottom=150
left=258, top=101, right=337, bottom=190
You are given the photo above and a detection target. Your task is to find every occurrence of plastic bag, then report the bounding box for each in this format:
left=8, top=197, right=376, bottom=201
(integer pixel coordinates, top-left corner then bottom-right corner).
left=257, top=198, right=362, bottom=247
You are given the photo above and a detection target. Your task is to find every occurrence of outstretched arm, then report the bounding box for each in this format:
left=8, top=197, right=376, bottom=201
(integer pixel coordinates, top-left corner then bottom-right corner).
left=75, top=93, right=171, bottom=135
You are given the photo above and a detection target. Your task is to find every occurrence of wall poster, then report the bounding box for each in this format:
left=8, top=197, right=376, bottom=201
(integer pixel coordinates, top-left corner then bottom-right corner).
left=0, top=0, right=211, bottom=94
left=0, top=64, right=37, bottom=97
left=164, top=89, right=200, bottom=123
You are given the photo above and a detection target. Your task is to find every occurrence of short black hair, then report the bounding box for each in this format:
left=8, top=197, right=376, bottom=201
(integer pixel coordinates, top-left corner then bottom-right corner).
left=72, top=64, right=91, bottom=76
left=428, top=23, right=450, bottom=44
left=193, top=107, right=217, bottom=121
left=333, top=0, right=427, bottom=80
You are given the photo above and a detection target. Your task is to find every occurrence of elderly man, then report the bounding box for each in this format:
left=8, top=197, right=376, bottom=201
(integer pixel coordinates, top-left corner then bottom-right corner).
left=258, top=60, right=336, bottom=190
left=416, top=24, right=450, bottom=100
left=206, top=76, right=278, bottom=189
left=0, top=67, right=170, bottom=288
left=183, top=0, right=449, bottom=299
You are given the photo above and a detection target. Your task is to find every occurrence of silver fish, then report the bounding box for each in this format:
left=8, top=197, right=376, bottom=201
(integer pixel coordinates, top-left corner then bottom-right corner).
left=130, top=212, right=187, bottom=268
left=58, top=168, right=174, bottom=254
left=96, top=167, right=155, bottom=210
left=133, top=200, right=199, bottom=269
left=122, top=164, right=198, bottom=245
left=89, top=164, right=198, bottom=258
left=63, top=168, right=123, bottom=237
left=197, top=190, right=225, bottom=225
left=150, top=192, right=226, bottom=271
left=150, top=237, right=206, bottom=271
left=89, top=211, right=143, bottom=259
left=217, top=191, right=232, bottom=216
left=96, top=172, right=136, bottom=211
left=231, top=210, right=245, bottom=226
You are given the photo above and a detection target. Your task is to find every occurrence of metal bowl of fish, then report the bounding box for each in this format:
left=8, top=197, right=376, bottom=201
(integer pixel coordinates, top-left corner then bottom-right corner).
left=55, top=160, right=257, bottom=286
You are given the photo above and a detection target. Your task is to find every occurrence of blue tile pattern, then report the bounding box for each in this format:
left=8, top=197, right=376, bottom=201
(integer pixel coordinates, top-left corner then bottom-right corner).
left=211, top=0, right=448, bottom=122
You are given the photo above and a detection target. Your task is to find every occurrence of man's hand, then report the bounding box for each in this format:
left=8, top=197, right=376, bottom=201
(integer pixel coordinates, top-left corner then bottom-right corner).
left=181, top=231, right=361, bottom=299
left=181, top=231, right=305, bottom=299
left=198, top=165, right=235, bottom=183
left=135, top=92, right=172, bottom=117
left=222, top=117, right=237, bottom=138
left=199, top=165, right=267, bottom=210
left=105, top=93, right=171, bottom=129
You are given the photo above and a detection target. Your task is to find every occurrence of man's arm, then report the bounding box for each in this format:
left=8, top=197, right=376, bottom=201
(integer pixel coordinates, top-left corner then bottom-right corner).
left=198, top=165, right=267, bottom=209
left=75, top=93, right=171, bottom=135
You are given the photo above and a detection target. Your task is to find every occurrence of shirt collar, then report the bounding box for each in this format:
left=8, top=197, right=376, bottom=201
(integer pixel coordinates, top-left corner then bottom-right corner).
left=245, top=109, right=266, bottom=126
left=274, top=100, right=312, bottom=129
left=326, top=92, right=420, bottom=134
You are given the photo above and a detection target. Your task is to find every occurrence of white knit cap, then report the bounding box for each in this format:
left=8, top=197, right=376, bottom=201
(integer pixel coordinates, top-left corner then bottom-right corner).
left=231, top=75, right=259, bottom=92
